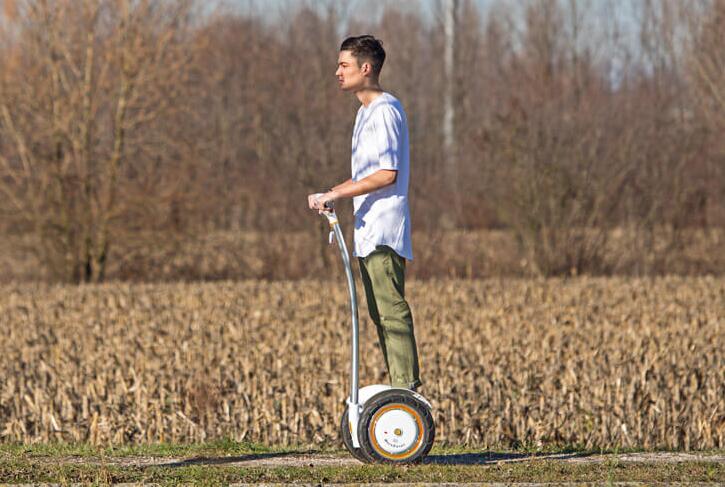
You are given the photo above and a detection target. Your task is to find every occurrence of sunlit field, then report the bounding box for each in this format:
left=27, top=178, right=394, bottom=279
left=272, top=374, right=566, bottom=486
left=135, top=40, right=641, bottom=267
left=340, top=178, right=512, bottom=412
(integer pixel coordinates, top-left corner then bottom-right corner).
left=1, top=277, right=722, bottom=450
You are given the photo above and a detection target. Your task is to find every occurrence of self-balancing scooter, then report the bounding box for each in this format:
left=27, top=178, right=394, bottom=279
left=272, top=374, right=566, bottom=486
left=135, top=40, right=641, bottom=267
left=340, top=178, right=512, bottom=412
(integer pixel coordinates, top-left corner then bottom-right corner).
left=320, top=202, right=435, bottom=463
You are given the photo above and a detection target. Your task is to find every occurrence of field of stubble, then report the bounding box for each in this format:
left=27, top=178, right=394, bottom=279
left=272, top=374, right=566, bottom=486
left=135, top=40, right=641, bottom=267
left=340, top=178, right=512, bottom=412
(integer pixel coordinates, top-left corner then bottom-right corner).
left=0, top=277, right=722, bottom=450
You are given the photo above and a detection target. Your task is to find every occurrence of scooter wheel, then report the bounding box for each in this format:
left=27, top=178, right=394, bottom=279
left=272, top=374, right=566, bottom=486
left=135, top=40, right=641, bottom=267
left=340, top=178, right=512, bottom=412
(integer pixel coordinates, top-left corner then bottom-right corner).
left=358, top=389, right=435, bottom=464
left=340, top=406, right=374, bottom=463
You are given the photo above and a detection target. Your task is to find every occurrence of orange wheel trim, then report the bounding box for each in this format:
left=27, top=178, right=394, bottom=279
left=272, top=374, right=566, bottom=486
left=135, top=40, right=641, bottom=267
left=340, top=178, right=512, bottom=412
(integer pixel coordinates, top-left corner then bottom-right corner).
left=368, top=403, right=424, bottom=459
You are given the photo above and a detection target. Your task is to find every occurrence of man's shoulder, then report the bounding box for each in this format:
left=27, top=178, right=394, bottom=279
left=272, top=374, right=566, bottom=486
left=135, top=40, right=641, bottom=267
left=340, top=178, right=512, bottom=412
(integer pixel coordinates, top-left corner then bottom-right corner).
left=381, top=92, right=403, bottom=109
left=371, top=93, right=406, bottom=120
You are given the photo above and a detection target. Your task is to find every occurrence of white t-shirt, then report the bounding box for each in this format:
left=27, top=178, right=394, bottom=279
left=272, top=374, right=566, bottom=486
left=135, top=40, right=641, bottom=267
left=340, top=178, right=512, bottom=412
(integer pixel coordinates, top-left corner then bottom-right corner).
left=351, top=92, right=413, bottom=261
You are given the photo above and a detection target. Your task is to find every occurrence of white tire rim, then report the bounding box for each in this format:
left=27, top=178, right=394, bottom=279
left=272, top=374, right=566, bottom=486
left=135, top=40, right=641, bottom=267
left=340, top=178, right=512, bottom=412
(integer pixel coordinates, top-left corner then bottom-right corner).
left=371, top=407, right=420, bottom=455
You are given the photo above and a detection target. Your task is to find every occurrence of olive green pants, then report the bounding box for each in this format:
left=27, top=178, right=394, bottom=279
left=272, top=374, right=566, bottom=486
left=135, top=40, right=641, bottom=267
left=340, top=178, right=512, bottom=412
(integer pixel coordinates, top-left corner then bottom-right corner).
left=358, top=245, right=421, bottom=390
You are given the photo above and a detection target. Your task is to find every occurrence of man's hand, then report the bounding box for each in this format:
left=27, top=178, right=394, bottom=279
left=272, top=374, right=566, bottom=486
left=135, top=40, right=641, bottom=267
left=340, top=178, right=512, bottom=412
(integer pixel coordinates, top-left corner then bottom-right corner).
left=307, top=191, right=338, bottom=213
left=308, top=193, right=324, bottom=210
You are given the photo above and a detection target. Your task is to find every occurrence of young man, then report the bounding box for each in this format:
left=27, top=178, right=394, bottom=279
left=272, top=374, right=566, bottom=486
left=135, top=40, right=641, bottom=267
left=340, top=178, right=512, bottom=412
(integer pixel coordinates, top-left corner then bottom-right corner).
left=307, top=35, right=421, bottom=391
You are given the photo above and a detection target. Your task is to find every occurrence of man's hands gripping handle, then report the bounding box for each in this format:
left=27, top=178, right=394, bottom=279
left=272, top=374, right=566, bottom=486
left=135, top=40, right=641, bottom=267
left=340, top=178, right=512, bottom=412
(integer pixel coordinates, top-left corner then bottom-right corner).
left=308, top=192, right=338, bottom=245
left=308, top=192, right=335, bottom=214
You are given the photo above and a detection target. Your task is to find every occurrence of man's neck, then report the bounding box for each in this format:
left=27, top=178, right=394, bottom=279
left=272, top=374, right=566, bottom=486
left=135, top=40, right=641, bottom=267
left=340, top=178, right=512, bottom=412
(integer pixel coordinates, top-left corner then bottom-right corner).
left=356, top=85, right=384, bottom=107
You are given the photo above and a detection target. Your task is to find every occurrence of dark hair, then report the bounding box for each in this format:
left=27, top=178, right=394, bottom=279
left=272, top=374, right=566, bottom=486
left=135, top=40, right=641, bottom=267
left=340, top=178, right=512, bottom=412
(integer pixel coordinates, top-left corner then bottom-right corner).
left=340, top=35, right=386, bottom=77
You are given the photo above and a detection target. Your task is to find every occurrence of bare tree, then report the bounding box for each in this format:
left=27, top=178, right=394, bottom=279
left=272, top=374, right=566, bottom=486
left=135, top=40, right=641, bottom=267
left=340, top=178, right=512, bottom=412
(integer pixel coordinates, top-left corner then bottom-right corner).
left=0, top=0, right=196, bottom=282
left=687, top=1, right=724, bottom=129
left=0, top=0, right=722, bottom=281
left=442, top=0, right=461, bottom=223
left=684, top=0, right=724, bottom=227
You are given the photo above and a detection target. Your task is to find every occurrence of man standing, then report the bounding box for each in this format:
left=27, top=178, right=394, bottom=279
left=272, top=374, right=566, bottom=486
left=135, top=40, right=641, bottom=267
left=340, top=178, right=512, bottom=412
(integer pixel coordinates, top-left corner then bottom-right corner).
left=308, top=35, right=421, bottom=391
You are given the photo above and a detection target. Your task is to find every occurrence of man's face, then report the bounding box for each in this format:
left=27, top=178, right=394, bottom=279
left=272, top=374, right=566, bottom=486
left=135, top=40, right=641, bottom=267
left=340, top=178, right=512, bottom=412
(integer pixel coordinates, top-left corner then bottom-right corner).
left=336, top=50, right=370, bottom=92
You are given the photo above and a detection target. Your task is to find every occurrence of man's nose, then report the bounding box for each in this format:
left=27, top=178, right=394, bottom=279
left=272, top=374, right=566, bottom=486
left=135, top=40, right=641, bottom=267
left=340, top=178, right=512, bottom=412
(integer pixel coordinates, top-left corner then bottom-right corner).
left=335, top=67, right=342, bottom=76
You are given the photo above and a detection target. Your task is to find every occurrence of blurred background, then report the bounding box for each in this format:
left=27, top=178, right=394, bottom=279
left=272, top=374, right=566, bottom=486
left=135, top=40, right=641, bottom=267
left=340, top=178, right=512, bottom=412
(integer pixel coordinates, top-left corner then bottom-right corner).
left=0, top=0, right=722, bottom=283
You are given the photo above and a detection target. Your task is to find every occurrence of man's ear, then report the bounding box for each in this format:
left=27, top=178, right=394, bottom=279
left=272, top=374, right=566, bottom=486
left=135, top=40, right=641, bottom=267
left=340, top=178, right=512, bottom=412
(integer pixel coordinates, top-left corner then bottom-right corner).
left=361, top=62, right=372, bottom=77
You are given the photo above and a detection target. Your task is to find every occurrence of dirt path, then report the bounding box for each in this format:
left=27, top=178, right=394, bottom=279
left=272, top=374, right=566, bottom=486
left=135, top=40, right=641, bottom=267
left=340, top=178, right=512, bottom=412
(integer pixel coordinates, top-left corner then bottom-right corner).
left=51, top=451, right=724, bottom=468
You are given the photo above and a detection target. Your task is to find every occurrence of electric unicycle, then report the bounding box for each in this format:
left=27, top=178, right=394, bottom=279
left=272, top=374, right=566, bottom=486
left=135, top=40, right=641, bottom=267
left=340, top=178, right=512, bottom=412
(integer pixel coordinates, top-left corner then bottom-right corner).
left=320, top=202, right=435, bottom=464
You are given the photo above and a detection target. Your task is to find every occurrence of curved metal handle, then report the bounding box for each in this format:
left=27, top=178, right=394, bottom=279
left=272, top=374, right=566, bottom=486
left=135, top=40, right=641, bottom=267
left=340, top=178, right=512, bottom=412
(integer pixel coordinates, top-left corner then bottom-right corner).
left=321, top=206, right=359, bottom=407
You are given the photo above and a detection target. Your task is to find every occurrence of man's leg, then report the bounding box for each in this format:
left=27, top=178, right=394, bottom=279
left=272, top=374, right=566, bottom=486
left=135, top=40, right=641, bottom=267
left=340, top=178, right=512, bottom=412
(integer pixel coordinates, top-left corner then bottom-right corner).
left=359, top=246, right=421, bottom=390
left=358, top=258, right=390, bottom=375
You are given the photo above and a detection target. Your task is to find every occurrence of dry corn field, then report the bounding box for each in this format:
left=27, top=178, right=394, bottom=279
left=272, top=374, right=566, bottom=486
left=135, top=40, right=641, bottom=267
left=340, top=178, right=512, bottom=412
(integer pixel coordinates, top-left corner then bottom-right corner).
left=0, top=277, right=723, bottom=450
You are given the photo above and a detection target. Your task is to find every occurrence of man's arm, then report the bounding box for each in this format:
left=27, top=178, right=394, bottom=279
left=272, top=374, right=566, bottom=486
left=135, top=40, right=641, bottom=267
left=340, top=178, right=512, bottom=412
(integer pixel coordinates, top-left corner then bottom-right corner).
left=311, top=170, right=396, bottom=210
left=332, top=170, right=396, bottom=199
left=331, top=178, right=354, bottom=192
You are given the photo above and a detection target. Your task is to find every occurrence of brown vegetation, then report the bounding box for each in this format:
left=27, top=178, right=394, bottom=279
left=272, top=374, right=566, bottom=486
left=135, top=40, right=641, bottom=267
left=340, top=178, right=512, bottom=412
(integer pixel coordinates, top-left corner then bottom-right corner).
left=0, top=0, right=723, bottom=283
left=0, top=277, right=722, bottom=449
left=2, top=227, right=722, bottom=282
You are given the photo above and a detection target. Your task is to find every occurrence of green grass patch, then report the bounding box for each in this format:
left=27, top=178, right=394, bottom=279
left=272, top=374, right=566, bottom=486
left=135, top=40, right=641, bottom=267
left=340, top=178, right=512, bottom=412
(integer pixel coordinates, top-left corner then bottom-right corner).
left=0, top=438, right=285, bottom=459
left=0, top=458, right=722, bottom=484
left=1, top=440, right=722, bottom=484
left=3, top=438, right=722, bottom=458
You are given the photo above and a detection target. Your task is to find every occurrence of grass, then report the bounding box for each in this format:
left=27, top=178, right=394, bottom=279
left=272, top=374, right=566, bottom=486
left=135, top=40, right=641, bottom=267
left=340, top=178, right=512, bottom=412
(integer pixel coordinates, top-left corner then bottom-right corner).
left=1, top=457, right=722, bottom=484
left=0, top=437, right=286, bottom=459
left=4, top=438, right=721, bottom=458
left=0, top=440, right=722, bottom=484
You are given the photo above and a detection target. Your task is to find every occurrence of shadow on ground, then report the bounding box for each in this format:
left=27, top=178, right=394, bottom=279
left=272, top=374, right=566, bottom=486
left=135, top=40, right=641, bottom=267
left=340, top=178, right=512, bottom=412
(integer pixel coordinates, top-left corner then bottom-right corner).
left=153, top=450, right=597, bottom=468
left=423, top=451, right=596, bottom=465
left=156, top=451, right=310, bottom=468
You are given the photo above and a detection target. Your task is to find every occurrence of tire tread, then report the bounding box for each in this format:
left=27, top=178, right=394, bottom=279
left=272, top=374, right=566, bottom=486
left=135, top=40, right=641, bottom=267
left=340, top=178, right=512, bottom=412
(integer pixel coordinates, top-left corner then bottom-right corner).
left=340, top=407, right=374, bottom=463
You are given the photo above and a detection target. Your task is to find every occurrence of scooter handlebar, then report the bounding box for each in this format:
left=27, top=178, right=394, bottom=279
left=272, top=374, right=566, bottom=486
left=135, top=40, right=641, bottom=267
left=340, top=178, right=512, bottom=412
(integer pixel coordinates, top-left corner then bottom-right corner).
left=316, top=198, right=337, bottom=228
